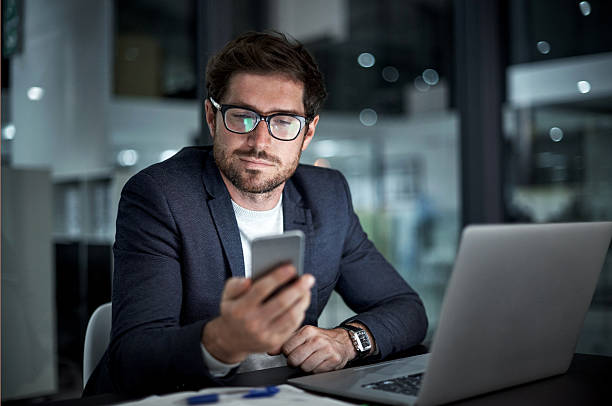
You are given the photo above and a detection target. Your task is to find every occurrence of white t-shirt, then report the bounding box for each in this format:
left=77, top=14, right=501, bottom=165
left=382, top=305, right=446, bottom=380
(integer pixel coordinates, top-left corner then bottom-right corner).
left=232, top=197, right=284, bottom=278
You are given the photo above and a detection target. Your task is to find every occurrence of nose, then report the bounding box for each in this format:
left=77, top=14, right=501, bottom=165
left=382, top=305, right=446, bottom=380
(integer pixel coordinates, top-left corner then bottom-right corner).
left=247, top=119, right=271, bottom=149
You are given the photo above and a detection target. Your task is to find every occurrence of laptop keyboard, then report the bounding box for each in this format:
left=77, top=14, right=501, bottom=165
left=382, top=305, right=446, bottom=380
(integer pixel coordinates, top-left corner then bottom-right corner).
left=362, top=373, right=424, bottom=397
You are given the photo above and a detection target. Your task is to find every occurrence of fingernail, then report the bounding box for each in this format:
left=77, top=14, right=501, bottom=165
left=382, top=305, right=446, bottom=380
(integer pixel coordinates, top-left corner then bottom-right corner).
left=305, top=274, right=315, bottom=287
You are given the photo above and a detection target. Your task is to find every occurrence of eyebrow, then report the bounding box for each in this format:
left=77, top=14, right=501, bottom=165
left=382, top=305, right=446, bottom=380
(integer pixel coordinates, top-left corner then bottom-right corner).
left=224, top=100, right=305, bottom=117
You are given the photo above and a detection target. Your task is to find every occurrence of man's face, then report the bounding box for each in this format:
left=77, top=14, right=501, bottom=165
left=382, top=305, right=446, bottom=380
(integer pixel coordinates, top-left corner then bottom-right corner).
left=206, top=72, right=318, bottom=195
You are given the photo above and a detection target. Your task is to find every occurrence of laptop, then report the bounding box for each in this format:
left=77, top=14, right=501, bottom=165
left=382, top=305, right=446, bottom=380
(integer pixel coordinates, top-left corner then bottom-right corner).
left=289, top=222, right=612, bottom=405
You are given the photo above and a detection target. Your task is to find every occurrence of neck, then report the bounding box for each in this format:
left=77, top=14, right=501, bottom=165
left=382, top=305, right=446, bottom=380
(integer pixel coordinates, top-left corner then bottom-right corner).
left=220, top=174, right=284, bottom=211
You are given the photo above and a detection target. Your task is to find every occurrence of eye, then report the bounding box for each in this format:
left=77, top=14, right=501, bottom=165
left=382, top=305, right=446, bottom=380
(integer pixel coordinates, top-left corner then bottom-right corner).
left=229, top=111, right=256, bottom=120
left=272, top=116, right=298, bottom=127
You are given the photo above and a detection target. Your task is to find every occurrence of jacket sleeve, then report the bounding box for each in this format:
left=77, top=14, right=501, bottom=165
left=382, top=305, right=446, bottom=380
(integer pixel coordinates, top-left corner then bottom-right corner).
left=109, top=171, right=236, bottom=395
left=334, top=173, right=428, bottom=359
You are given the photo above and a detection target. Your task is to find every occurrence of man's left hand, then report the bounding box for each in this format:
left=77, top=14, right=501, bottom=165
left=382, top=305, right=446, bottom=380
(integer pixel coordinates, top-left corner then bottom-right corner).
left=271, top=325, right=357, bottom=373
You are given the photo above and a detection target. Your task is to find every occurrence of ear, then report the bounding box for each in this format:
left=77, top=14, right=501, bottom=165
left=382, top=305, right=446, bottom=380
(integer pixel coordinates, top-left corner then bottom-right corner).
left=301, top=115, right=319, bottom=152
left=204, top=99, right=217, bottom=139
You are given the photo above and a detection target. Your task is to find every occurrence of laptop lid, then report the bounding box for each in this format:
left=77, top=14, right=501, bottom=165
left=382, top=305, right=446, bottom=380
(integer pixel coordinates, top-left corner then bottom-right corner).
left=417, top=222, right=612, bottom=405
left=288, top=222, right=612, bottom=406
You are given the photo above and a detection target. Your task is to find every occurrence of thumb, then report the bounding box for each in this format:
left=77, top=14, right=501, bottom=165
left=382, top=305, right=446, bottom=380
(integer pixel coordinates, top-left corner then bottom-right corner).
left=222, top=277, right=251, bottom=301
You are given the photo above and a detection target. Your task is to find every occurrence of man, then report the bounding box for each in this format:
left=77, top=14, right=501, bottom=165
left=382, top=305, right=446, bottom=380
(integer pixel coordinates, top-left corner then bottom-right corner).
left=85, top=31, right=427, bottom=396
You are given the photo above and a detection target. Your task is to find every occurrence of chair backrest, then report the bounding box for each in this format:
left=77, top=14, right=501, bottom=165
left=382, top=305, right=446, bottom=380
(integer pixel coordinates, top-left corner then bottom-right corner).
left=83, top=302, right=112, bottom=388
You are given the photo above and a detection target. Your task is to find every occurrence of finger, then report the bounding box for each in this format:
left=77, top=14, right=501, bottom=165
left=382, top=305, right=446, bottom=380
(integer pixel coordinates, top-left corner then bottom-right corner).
left=312, top=356, right=346, bottom=373
left=260, top=274, right=314, bottom=321
left=222, top=278, right=251, bottom=301
left=264, top=299, right=310, bottom=355
left=244, top=265, right=299, bottom=306
left=284, top=328, right=325, bottom=367
left=266, top=298, right=309, bottom=351
left=281, top=325, right=313, bottom=355
left=266, top=346, right=282, bottom=356
left=269, top=287, right=311, bottom=334
left=300, top=350, right=333, bottom=373
left=285, top=342, right=315, bottom=368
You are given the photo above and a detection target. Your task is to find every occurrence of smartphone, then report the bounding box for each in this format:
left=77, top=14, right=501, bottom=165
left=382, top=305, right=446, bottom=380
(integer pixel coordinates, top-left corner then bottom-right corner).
left=251, top=230, right=305, bottom=281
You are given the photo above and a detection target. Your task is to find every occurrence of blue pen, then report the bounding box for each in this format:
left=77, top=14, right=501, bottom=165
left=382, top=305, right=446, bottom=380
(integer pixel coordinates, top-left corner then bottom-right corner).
left=186, top=386, right=280, bottom=404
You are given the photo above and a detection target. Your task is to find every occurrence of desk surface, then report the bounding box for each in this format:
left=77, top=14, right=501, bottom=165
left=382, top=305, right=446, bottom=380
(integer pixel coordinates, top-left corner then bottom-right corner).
left=49, top=353, right=612, bottom=406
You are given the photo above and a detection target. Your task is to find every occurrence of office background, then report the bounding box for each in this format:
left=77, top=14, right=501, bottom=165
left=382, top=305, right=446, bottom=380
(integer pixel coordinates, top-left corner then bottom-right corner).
left=1, top=0, right=611, bottom=402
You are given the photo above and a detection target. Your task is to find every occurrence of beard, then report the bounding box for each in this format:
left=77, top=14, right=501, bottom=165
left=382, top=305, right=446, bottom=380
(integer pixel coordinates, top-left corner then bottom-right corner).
left=213, top=131, right=303, bottom=195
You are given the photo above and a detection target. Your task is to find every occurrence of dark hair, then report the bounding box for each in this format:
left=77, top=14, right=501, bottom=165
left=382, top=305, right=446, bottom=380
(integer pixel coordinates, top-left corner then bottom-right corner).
left=206, top=31, right=327, bottom=120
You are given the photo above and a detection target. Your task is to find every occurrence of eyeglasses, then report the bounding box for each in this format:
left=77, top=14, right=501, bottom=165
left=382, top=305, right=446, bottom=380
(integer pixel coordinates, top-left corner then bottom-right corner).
left=209, top=97, right=307, bottom=141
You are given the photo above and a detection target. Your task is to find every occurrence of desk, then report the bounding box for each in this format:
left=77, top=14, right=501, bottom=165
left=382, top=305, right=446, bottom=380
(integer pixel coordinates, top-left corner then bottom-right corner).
left=47, top=353, right=611, bottom=405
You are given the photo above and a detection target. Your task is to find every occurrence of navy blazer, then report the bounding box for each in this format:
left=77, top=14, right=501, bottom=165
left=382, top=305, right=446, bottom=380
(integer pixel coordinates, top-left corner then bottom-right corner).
left=87, top=146, right=427, bottom=396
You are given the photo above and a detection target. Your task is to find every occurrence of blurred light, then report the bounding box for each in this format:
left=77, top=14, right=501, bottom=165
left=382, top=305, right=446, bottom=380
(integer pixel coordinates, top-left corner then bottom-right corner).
left=414, top=76, right=430, bottom=92
left=579, top=1, right=591, bottom=16
left=536, top=41, right=551, bottom=55
left=2, top=124, right=16, bottom=140
left=314, top=158, right=331, bottom=168
left=27, top=86, right=45, bottom=101
left=577, top=80, right=591, bottom=94
left=422, top=68, right=439, bottom=85
left=359, top=108, right=378, bottom=126
left=315, top=140, right=339, bottom=158
left=549, top=127, right=564, bottom=142
left=357, top=52, right=375, bottom=68
left=117, top=149, right=139, bottom=167
left=159, top=149, right=178, bottom=162
left=382, top=66, right=399, bottom=83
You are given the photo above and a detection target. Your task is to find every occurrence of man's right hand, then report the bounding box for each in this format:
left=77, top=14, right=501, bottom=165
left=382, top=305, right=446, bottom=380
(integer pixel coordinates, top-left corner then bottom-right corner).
left=202, top=265, right=315, bottom=364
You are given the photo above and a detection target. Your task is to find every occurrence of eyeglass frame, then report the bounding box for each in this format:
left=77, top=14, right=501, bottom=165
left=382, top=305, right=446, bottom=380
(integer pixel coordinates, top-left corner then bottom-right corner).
left=208, top=97, right=309, bottom=141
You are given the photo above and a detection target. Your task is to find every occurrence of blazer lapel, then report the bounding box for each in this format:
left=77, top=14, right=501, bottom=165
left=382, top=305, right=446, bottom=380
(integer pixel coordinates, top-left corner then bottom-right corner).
left=283, top=178, right=318, bottom=323
left=282, top=179, right=314, bottom=239
left=202, top=154, right=245, bottom=278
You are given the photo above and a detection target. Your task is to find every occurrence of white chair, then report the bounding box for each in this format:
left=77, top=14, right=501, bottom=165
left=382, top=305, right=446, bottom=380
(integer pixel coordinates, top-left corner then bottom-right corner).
left=83, top=302, right=112, bottom=388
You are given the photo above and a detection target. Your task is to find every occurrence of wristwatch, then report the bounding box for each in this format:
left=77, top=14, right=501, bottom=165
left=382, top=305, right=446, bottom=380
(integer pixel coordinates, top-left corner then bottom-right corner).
left=340, top=324, right=372, bottom=359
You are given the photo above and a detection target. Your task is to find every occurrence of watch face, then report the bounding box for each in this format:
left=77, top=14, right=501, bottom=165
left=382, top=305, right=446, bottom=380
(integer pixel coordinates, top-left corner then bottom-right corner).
left=342, top=325, right=372, bottom=356
left=356, top=330, right=372, bottom=352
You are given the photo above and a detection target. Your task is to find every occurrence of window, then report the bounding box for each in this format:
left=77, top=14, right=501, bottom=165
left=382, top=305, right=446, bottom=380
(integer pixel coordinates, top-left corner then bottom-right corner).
left=505, top=0, right=612, bottom=355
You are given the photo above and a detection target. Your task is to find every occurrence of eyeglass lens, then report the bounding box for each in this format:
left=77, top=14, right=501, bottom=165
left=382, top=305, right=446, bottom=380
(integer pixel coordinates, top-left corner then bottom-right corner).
left=225, top=108, right=301, bottom=140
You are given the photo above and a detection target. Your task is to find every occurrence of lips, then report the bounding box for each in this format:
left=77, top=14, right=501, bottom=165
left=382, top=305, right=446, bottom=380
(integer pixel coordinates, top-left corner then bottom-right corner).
left=241, top=157, right=272, bottom=165
left=235, top=150, right=279, bottom=166
left=239, top=157, right=275, bottom=169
